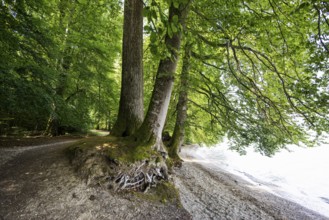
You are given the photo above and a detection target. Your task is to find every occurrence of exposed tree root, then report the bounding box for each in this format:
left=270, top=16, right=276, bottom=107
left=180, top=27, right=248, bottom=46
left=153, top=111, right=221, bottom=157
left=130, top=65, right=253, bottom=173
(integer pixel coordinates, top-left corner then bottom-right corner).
left=68, top=144, right=168, bottom=192
left=111, top=160, right=168, bottom=192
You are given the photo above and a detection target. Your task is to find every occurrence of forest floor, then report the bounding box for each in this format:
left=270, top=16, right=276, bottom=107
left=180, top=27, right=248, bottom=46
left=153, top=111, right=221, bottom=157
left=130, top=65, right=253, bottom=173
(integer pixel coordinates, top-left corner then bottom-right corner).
left=0, top=137, right=328, bottom=220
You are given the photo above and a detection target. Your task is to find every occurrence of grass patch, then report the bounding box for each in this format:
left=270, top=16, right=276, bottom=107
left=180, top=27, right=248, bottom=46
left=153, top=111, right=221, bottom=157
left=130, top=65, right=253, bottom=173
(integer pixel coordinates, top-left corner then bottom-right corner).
left=65, top=135, right=161, bottom=164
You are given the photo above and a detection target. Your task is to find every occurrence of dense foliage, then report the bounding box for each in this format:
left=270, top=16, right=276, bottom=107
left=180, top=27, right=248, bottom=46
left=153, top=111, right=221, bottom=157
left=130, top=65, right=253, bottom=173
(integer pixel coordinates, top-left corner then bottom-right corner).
left=183, top=0, right=329, bottom=155
left=0, top=0, right=121, bottom=133
left=1, top=0, right=328, bottom=155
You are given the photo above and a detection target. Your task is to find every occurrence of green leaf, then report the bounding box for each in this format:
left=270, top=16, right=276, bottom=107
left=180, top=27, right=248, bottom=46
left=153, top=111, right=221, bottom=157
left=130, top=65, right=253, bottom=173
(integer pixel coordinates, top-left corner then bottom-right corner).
left=78, top=0, right=87, bottom=4
left=151, top=10, right=157, bottom=20
left=150, top=32, right=157, bottom=43
left=167, top=26, right=173, bottom=38
left=150, top=43, right=158, bottom=55
left=173, top=1, right=180, bottom=9
left=171, top=23, right=177, bottom=33
left=172, top=15, right=179, bottom=24
left=143, top=7, right=150, bottom=18
left=144, top=25, right=152, bottom=33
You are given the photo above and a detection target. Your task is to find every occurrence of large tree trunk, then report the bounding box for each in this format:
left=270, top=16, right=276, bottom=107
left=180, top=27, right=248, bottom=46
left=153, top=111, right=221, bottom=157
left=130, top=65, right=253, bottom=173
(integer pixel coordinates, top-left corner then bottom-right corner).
left=111, top=0, right=144, bottom=137
left=168, top=44, right=191, bottom=160
left=134, top=1, right=192, bottom=153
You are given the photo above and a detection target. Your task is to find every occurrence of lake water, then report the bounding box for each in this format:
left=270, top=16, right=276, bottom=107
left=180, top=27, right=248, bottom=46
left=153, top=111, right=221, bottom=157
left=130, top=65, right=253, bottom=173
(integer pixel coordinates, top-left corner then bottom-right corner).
left=182, top=141, right=329, bottom=217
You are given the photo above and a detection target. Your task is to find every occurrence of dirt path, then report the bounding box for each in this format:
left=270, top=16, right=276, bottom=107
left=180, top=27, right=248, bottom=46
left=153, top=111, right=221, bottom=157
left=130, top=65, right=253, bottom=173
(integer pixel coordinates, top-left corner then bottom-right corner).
left=173, top=156, right=329, bottom=220
left=0, top=140, right=78, bottom=219
left=0, top=140, right=190, bottom=220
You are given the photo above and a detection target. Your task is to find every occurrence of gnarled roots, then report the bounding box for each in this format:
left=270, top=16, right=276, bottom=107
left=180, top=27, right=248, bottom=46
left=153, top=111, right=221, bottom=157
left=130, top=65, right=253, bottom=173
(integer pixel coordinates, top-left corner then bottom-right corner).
left=111, top=160, right=168, bottom=192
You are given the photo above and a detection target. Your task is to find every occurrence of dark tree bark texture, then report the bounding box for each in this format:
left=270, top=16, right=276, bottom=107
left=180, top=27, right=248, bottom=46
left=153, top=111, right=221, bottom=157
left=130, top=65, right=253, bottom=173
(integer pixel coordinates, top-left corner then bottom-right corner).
left=169, top=44, right=191, bottom=160
left=112, top=0, right=144, bottom=137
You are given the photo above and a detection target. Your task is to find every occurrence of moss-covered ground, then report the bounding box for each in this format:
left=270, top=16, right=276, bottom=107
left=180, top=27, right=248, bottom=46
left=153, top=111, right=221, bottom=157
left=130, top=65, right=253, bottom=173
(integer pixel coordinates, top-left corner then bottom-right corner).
left=66, top=135, right=161, bottom=164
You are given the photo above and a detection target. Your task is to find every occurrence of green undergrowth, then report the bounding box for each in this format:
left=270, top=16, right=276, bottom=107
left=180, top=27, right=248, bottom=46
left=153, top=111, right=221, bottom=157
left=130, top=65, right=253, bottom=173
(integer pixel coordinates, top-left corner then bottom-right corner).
left=65, top=135, right=162, bottom=164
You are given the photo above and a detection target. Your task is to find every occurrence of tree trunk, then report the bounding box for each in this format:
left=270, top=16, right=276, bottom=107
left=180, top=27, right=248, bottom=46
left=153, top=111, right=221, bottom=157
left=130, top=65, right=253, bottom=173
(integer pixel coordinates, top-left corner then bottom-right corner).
left=168, top=44, right=191, bottom=160
left=44, top=103, right=59, bottom=136
left=111, top=0, right=144, bottom=137
left=96, top=82, right=101, bottom=130
left=134, top=1, right=192, bottom=153
left=107, top=109, right=112, bottom=131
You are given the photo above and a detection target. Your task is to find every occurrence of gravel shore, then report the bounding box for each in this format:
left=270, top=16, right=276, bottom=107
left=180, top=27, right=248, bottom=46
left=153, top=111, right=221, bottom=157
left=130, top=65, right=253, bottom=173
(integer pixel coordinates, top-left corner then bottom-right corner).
left=173, top=146, right=329, bottom=220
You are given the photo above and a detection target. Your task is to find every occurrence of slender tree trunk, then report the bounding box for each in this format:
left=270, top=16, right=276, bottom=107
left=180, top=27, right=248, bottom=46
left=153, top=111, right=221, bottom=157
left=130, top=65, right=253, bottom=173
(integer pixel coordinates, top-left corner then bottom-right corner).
left=44, top=103, right=59, bottom=136
left=96, top=82, right=101, bottom=130
left=168, top=44, right=191, bottom=160
left=134, top=1, right=192, bottom=152
left=107, top=109, right=112, bottom=131
left=111, top=0, right=144, bottom=137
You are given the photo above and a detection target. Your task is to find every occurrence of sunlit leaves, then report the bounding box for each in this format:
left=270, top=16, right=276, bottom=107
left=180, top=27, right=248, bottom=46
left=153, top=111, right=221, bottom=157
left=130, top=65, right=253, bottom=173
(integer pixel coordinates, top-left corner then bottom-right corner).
left=77, top=0, right=87, bottom=5
left=0, top=0, right=122, bottom=131
left=1, top=0, right=328, bottom=154
left=173, top=0, right=329, bottom=155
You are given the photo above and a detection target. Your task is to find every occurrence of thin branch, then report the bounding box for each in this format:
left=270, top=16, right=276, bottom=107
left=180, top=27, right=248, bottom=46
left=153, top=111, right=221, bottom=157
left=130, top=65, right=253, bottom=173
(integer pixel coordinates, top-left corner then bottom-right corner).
left=314, top=4, right=329, bottom=54
left=188, top=98, right=226, bottom=128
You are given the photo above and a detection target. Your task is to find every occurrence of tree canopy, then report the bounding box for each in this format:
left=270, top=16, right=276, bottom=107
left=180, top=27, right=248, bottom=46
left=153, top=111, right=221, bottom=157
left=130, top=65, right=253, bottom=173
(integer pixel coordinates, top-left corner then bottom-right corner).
left=1, top=0, right=328, bottom=156
left=1, top=0, right=122, bottom=134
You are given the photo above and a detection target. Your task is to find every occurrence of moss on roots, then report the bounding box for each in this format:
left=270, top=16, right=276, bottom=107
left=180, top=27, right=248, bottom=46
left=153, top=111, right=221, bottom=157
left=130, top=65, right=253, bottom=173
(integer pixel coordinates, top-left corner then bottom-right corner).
left=66, top=136, right=162, bottom=164
left=66, top=136, right=170, bottom=192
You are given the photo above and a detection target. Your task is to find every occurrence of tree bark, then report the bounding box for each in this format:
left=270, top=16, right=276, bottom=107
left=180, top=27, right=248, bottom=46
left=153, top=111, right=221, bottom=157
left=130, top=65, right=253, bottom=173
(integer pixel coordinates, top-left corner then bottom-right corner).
left=134, top=1, right=192, bottom=152
left=111, top=0, right=144, bottom=137
left=168, top=44, right=191, bottom=160
left=44, top=102, right=60, bottom=136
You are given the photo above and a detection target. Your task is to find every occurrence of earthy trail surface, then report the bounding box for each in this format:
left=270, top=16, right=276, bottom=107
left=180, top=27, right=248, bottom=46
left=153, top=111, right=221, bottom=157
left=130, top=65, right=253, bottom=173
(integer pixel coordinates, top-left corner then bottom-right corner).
left=0, top=138, right=190, bottom=220
left=173, top=146, right=329, bottom=220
